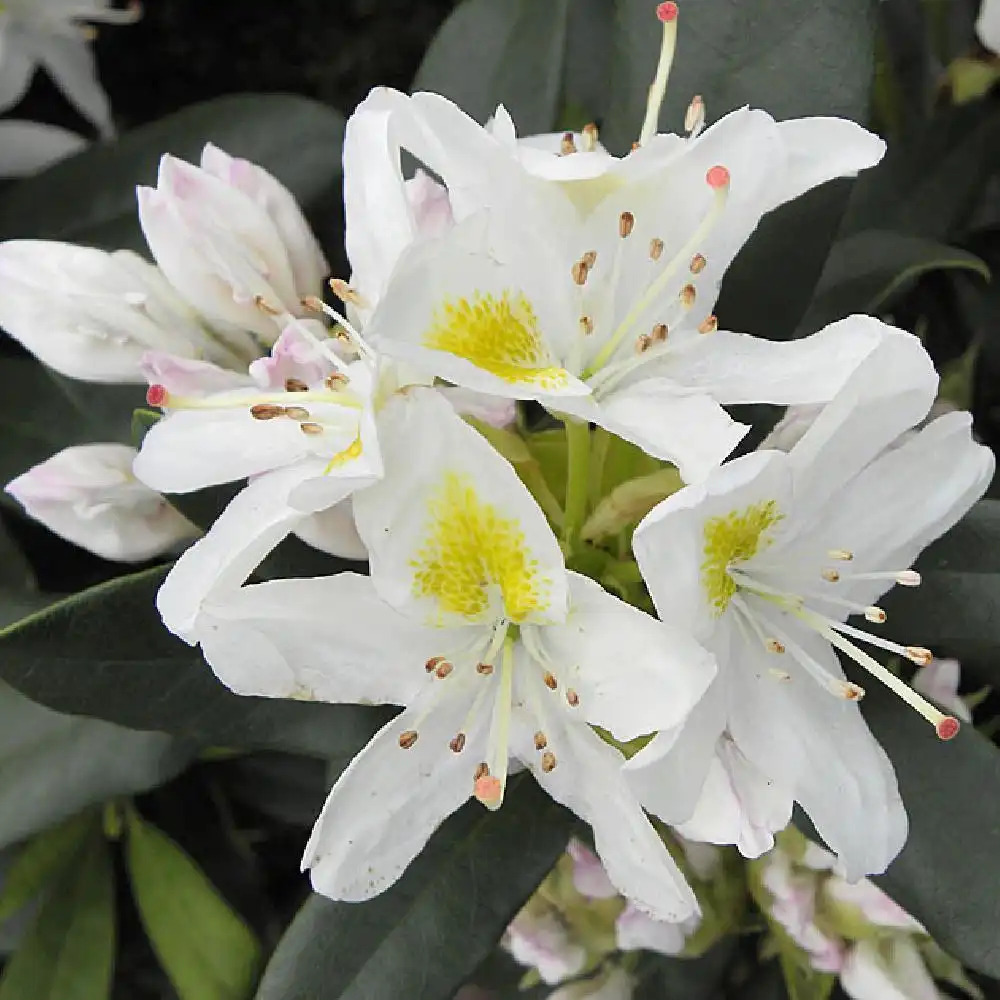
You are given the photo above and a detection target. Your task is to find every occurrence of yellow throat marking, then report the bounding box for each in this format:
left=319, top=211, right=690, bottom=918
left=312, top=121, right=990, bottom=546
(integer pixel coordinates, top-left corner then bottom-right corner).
left=702, top=500, right=782, bottom=615
left=423, top=290, right=570, bottom=389
left=410, top=471, right=549, bottom=623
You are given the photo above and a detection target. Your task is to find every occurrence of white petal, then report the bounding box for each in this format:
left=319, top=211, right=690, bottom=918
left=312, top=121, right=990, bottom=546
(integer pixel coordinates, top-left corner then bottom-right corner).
left=911, top=659, right=971, bottom=724
left=304, top=671, right=488, bottom=900
left=978, top=0, right=1000, bottom=52
left=513, top=666, right=698, bottom=922
left=528, top=571, right=716, bottom=741
left=197, top=573, right=449, bottom=705
left=615, top=903, right=688, bottom=957
left=0, top=120, right=85, bottom=177
left=140, top=351, right=251, bottom=396
left=841, top=939, right=941, bottom=1000
left=293, top=498, right=367, bottom=561
left=353, top=387, right=568, bottom=627
left=0, top=30, right=35, bottom=113
left=6, top=443, right=197, bottom=562
left=32, top=33, right=113, bottom=135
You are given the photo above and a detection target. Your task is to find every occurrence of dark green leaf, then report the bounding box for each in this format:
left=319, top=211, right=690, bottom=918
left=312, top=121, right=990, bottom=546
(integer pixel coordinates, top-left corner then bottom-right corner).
left=634, top=939, right=738, bottom=1000
left=0, top=95, right=346, bottom=253
left=0, top=829, right=115, bottom=1000
left=413, top=0, right=571, bottom=134
left=0, top=566, right=386, bottom=759
left=0, top=681, right=188, bottom=851
left=254, top=777, right=574, bottom=1000
left=126, top=809, right=261, bottom=1000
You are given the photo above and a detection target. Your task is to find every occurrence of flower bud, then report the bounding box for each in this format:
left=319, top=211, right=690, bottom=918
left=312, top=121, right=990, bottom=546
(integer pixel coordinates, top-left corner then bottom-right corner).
left=0, top=241, right=241, bottom=383
left=6, top=444, right=198, bottom=562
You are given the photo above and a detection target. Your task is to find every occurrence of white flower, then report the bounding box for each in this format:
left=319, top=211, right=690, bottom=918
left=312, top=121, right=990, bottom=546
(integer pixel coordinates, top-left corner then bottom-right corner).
left=549, top=967, right=634, bottom=1000
left=6, top=443, right=197, bottom=562
left=137, top=146, right=328, bottom=341
left=506, top=909, right=587, bottom=986
left=185, top=389, right=715, bottom=919
left=912, top=659, right=973, bottom=724
left=567, top=838, right=618, bottom=900
left=976, top=0, right=1000, bottom=53
left=0, top=241, right=248, bottom=382
left=0, top=0, right=138, bottom=135
left=841, top=938, right=944, bottom=1000
left=625, top=319, right=994, bottom=878
left=0, top=119, right=85, bottom=178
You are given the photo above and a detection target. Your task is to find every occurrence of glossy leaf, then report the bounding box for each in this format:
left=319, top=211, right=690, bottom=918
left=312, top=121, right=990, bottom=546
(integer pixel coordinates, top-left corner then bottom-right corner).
left=254, top=777, right=575, bottom=1000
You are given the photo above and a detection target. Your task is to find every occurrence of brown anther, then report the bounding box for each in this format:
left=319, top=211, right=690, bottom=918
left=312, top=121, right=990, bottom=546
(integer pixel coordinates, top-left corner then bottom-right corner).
left=581, top=122, right=599, bottom=150
left=449, top=733, right=467, bottom=753
left=425, top=655, right=445, bottom=673
left=299, top=422, right=324, bottom=436
left=534, top=731, right=548, bottom=750
left=398, top=730, right=419, bottom=749
left=766, top=639, right=785, bottom=654
left=579, top=315, right=594, bottom=336
left=698, top=315, right=718, bottom=335
left=324, top=373, right=349, bottom=390
left=906, top=646, right=934, bottom=667
left=250, top=404, right=284, bottom=420
left=284, top=377, right=309, bottom=393
left=473, top=762, right=490, bottom=781
left=284, top=406, right=311, bottom=421
left=329, top=277, right=367, bottom=308
left=690, top=253, right=707, bottom=274
left=651, top=323, right=668, bottom=343
left=253, top=294, right=281, bottom=316
left=582, top=250, right=598, bottom=270
left=821, top=568, right=841, bottom=583
left=566, top=688, right=580, bottom=707
left=619, top=211, right=635, bottom=239
left=543, top=672, right=558, bottom=691
left=560, top=132, right=578, bottom=156
left=631, top=141, right=641, bottom=152
left=302, top=295, right=326, bottom=313
left=680, top=284, right=697, bottom=308
left=649, top=238, right=665, bottom=261
left=435, top=660, right=454, bottom=679
left=844, top=684, right=864, bottom=701
left=541, top=751, right=557, bottom=773
left=571, top=260, right=589, bottom=286
left=476, top=662, right=494, bottom=676
left=635, top=334, right=653, bottom=354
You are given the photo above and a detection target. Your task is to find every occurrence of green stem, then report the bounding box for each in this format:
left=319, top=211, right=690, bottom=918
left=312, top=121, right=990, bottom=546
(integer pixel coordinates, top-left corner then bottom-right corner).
left=562, top=418, right=591, bottom=550
left=588, top=425, right=611, bottom=508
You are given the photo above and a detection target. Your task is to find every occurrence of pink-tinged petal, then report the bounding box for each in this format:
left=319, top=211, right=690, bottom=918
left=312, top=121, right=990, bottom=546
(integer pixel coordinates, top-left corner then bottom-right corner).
left=406, top=169, right=455, bottom=239
left=248, top=323, right=340, bottom=390
left=567, top=838, right=618, bottom=900
left=911, top=659, right=972, bottom=724
left=615, top=903, right=692, bottom=957
left=140, top=351, right=251, bottom=396
left=505, top=909, right=586, bottom=985
left=437, top=385, right=517, bottom=428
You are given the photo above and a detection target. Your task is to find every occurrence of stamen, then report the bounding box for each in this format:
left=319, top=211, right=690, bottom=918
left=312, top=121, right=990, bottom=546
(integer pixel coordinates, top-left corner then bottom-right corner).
left=300, top=422, right=324, bottom=435
left=766, top=639, right=785, bottom=654
left=329, top=278, right=370, bottom=310
left=571, top=259, right=590, bottom=286
left=541, top=751, right=557, bottom=773
left=619, top=211, right=636, bottom=239
left=534, top=731, right=548, bottom=750
left=425, top=656, right=446, bottom=673
left=435, top=660, right=454, bottom=679
left=474, top=763, right=489, bottom=781
left=566, top=688, right=580, bottom=707
left=251, top=404, right=284, bottom=420
left=543, top=672, right=558, bottom=690
left=284, top=406, right=310, bottom=421
left=828, top=549, right=854, bottom=561
left=561, top=132, right=578, bottom=156
left=822, top=568, right=840, bottom=583
left=582, top=251, right=598, bottom=270
left=475, top=775, right=503, bottom=807
left=476, top=662, right=494, bottom=676
left=768, top=668, right=791, bottom=681
left=325, top=373, right=349, bottom=390
left=698, top=314, right=718, bottom=334
left=253, top=294, right=282, bottom=317
left=285, top=377, right=309, bottom=393
left=579, top=316, right=594, bottom=336
left=398, top=730, right=419, bottom=749
left=685, top=95, right=705, bottom=137
left=581, top=123, right=599, bottom=151
left=449, top=733, right=466, bottom=753
left=640, top=3, right=680, bottom=146
left=649, top=238, right=664, bottom=261
left=690, top=253, right=707, bottom=274
left=651, top=323, right=668, bottom=343
left=302, top=295, right=376, bottom=361
left=823, top=615, right=931, bottom=666
left=865, top=606, right=887, bottom=624
left=635, top=334, right=653, bottom=354
left=680, top=284, right=697, bottom=308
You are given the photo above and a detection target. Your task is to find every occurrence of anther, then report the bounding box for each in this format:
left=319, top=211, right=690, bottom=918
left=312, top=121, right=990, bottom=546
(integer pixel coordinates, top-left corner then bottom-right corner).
left=299, top=422, right=324, bottom=435
left=476, top=662, right=494, bottom=676
left=534, top=731, right=548, bottom=750
left=302, top=295, right=326, bottom=314
left=936, top=716, right=960, bottom=741
left=656, top=2, right=679, bottom=22
left=253, top=294, right=281, bottom=316
left=566, top=688, right=580, bottom=707
left=651, top=323, right=668, bottom=343
left=635, top=334, right=653, bottom=354
left=541, top=751, right=557, bottom=773
left=425, top=656, right=445, bottom=673
left=581, top=122, right=599, bottom=151
left=571, top=260, right=589, bottom=286
left=251, top=404, right=285, bottom=420
left=864, top=606, right=887, bottom=624
left=906, top=646, right=933, bottom=667
left=842, top=683, right=865, bottom=701
left=285, top=377, right=309, bottom=393
left=579, top=315, right=594, bottom=336
left=449, top=733, right=466, bottom=753
left=325, top=373, right=349, bottom=390
left=473, top=762, right=489, bottom=781
left=146, top=384, right=168, bottom=407
left=685, top=95, right=705, bottom=136
left=766, top=639, right=785, bottom=654
left=649, top=238, right=665, bottom=261
left=582, top=251, right=598, bottom=270
left=822, top=568, right=841, bottom=583
left=690, top=253, right=707, bottom=274
left=329, top=278, right=369, bottom=309
left=561, top=132, right=578, bottom=156
left=897, top=570, right=922, bottom=587
left=398, top=730, right=419, bottom=749
left=284, top=406, right=311, bottom=421
left=828, top=549, right=854, bottom=561
left=543, top=672, right=558, bottom=690
left=698, top=314, right=718, bottom=334
left=619, top=211, right=636, bottom=239
left=435, top=660, right=454, bottom=679
left=679, top=284, right=697, bottom=308
left=706, top=165, right=731, bottom=190
left=474, top=775, right=503, bottom=808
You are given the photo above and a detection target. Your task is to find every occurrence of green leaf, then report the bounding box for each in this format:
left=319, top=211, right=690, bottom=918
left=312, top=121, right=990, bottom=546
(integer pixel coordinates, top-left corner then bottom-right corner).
left=798, top=230, right=990, bottom=334
left=413, top=0, right=571, bottom=134
left=862, top=683, right=1000, bottom=977
left=0, top=828, right=115, bottom=1000
left=0, top=681, right=188, bottom=852
left=254, top=777, right=575, bottom=1000
left=0, top=566, right=386, bottom=759
left=634, top=940, right=739, bottom=1000
left=126, top=809, right=261, bottom=1000
left=0, top=95, right=346, bottom=253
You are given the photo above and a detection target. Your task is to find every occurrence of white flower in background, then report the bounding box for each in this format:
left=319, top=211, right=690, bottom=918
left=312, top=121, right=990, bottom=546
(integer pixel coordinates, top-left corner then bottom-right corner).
left=625, top=319, right=994, bottom=878
left=912, top=659, right=973, bottom=724
left=0, top=119, right=85, bottom=178
left=0, top=0, right=139, bottom=135
left=181, top=389, right=715, bottom=919
left=136, top=145, right=329, bottom=341
left=976, top=0, right=1000, bottom=53
left=0, top=241, right=251, bottom=382
left=5, top=443, right=197, bottom=562
left=549, top=968, right=634, bottom=1000
left=506, top=909, right=587, bottom=987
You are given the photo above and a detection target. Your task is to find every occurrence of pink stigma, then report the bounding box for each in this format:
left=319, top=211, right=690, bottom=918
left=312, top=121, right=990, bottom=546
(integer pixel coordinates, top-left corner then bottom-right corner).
left=656, top=2, right=679, bottom=22
left=146, top=384, right=168, bottom=407
left=474, top=776, right=503, bottom=808
left=936, top=716, right=960, bottom=741
left=706, top=165, right=730, bottom=189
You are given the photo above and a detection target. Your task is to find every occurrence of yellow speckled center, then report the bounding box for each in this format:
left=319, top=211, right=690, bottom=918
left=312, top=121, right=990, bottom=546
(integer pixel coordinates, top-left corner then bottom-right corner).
left=702, top=500, right=782, bottom=615
left=410, top=471, right=549, bottom=623
left=424, top=291, right=570, bottom=389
